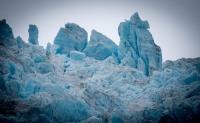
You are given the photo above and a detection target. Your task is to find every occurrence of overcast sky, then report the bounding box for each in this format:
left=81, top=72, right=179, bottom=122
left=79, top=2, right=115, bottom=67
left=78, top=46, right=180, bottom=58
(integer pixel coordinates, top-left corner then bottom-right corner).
left=0, top=0, right=200, bottom=61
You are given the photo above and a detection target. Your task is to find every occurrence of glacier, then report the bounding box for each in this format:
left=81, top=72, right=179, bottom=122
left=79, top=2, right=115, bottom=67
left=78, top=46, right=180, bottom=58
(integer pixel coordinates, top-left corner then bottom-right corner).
left=28, top=25, right=39, bottom=45
left=118, top=12, right=162, bottom=76
left=70, top=51, right=86, bottom=61
left=84, top=30, right=118, bottom=61
left=54, top=23, right=88, bottom=56
left=0, top=12, right=200, bottom=123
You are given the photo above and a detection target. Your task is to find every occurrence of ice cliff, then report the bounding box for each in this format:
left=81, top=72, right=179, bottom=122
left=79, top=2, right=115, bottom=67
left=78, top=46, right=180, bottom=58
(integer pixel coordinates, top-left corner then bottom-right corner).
left=54, top=23, right=88, bottom=56
left=118, top=12, right=162, bottom=76
left=28, top=25, right=39, bottom=45
left=0, top=19, right=16, bottom=47
left=84, top=30, right=118, bottom=60
left=0, top=13, right=200, bottom=123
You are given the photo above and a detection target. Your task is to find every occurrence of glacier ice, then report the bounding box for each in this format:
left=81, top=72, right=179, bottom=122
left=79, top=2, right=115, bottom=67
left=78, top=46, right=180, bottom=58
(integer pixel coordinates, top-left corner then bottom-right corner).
left=118, top=12, right=162, bottom=76
left=84, top=30, right=118, bottom=60
left=0, top=19, right=14, bottom=40
left=0, top=13, right=200, bottom=123
left=16, top=36, right=23, bottom=48
left=28, top=24, right=39, bottom=45
left=70, top=51, right=86, bottom=61
left=46, top=42, right=51, bottom=59
left=38, top=62, right=54, bottom=74
left=0, top=19, right=16, bottom=46
left=54, top=23, right=88, bottom=56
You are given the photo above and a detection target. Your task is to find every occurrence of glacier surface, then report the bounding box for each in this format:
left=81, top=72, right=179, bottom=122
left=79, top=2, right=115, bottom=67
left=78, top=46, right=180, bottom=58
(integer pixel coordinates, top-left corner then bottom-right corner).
left=0, top=13, right=200, bottom=123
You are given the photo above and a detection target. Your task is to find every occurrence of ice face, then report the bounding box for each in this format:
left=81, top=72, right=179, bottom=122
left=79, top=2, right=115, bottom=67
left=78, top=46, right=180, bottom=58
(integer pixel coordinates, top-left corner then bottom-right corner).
left=0, top=19, right=16, bottom=46
left=118, top=12, right=162, bottom=76
left=16, top=36, right=23, bottom=48
left=130, top=12, right=150, bottom=29
left=84, top=30, right=118, bottom=60
left=0, top=13, right=200, bottom=123
left=46, top=42, right=51, bottom=59
left=28, top=24, right=39, bottom=45
left=70, top=51, right=86, bottom=61
left=0, top=19, right=14, bottom=40
left=54, top=23, right=88, bottom=56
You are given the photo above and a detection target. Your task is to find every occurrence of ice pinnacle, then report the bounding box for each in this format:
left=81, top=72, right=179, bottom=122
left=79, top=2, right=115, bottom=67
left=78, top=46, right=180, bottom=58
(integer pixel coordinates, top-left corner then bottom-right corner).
left=0, top=19, right=14, bottom=40
left=118, top=12, right=162, bottom=76
left=54, top=23, right=88, bottom=56
left=84, top=30, right=118, bottom=60
left=28, top=24, right=39, bottom=45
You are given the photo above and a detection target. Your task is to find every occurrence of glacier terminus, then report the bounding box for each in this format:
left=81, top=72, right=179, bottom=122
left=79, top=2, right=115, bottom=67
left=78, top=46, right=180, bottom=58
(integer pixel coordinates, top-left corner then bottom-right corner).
left=0, top=13, right=200, bottom=123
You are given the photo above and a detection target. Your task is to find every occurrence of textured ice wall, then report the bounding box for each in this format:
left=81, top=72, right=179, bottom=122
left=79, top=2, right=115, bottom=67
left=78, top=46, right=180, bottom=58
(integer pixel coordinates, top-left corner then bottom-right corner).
left=54, top=23, right=88, bottom=56
left=0, top=19, right=14, bottom=40
left=28, top=24, right=39, bottom=45
left=0, top=13, right=200, bottom=123
left=0, top=19, right=16, bottom=46
left=84, top=30, right=118, bottom=60
left=118, top=12, right=162, bottom=76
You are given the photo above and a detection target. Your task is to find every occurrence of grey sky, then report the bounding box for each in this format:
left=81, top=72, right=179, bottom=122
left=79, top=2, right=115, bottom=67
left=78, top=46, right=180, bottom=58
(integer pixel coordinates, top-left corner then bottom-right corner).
left=0, top=0, right=200, bottom=61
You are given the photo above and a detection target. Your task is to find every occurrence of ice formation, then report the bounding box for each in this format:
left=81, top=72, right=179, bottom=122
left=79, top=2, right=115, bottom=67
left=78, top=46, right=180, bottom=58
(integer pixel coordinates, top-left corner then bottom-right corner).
left=0, top=19, right=16, bottom=46
left=118, top=12, right=162, bottom=76
left=28, top=24, right=39, bottom=45
left=0, top=19, right=14, bottom=40
left=70, top=51, right=86, bottom=61
left=0, top=13, right=200, bottom=123
left=54, top=23, right=88, bottom=56
left=84, top=30, right=118, bottom=60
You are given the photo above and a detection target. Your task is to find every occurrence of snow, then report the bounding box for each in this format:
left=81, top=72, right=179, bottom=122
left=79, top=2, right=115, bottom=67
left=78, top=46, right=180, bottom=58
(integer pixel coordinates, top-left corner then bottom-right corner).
left=0, top=13, right=200, bottom=123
